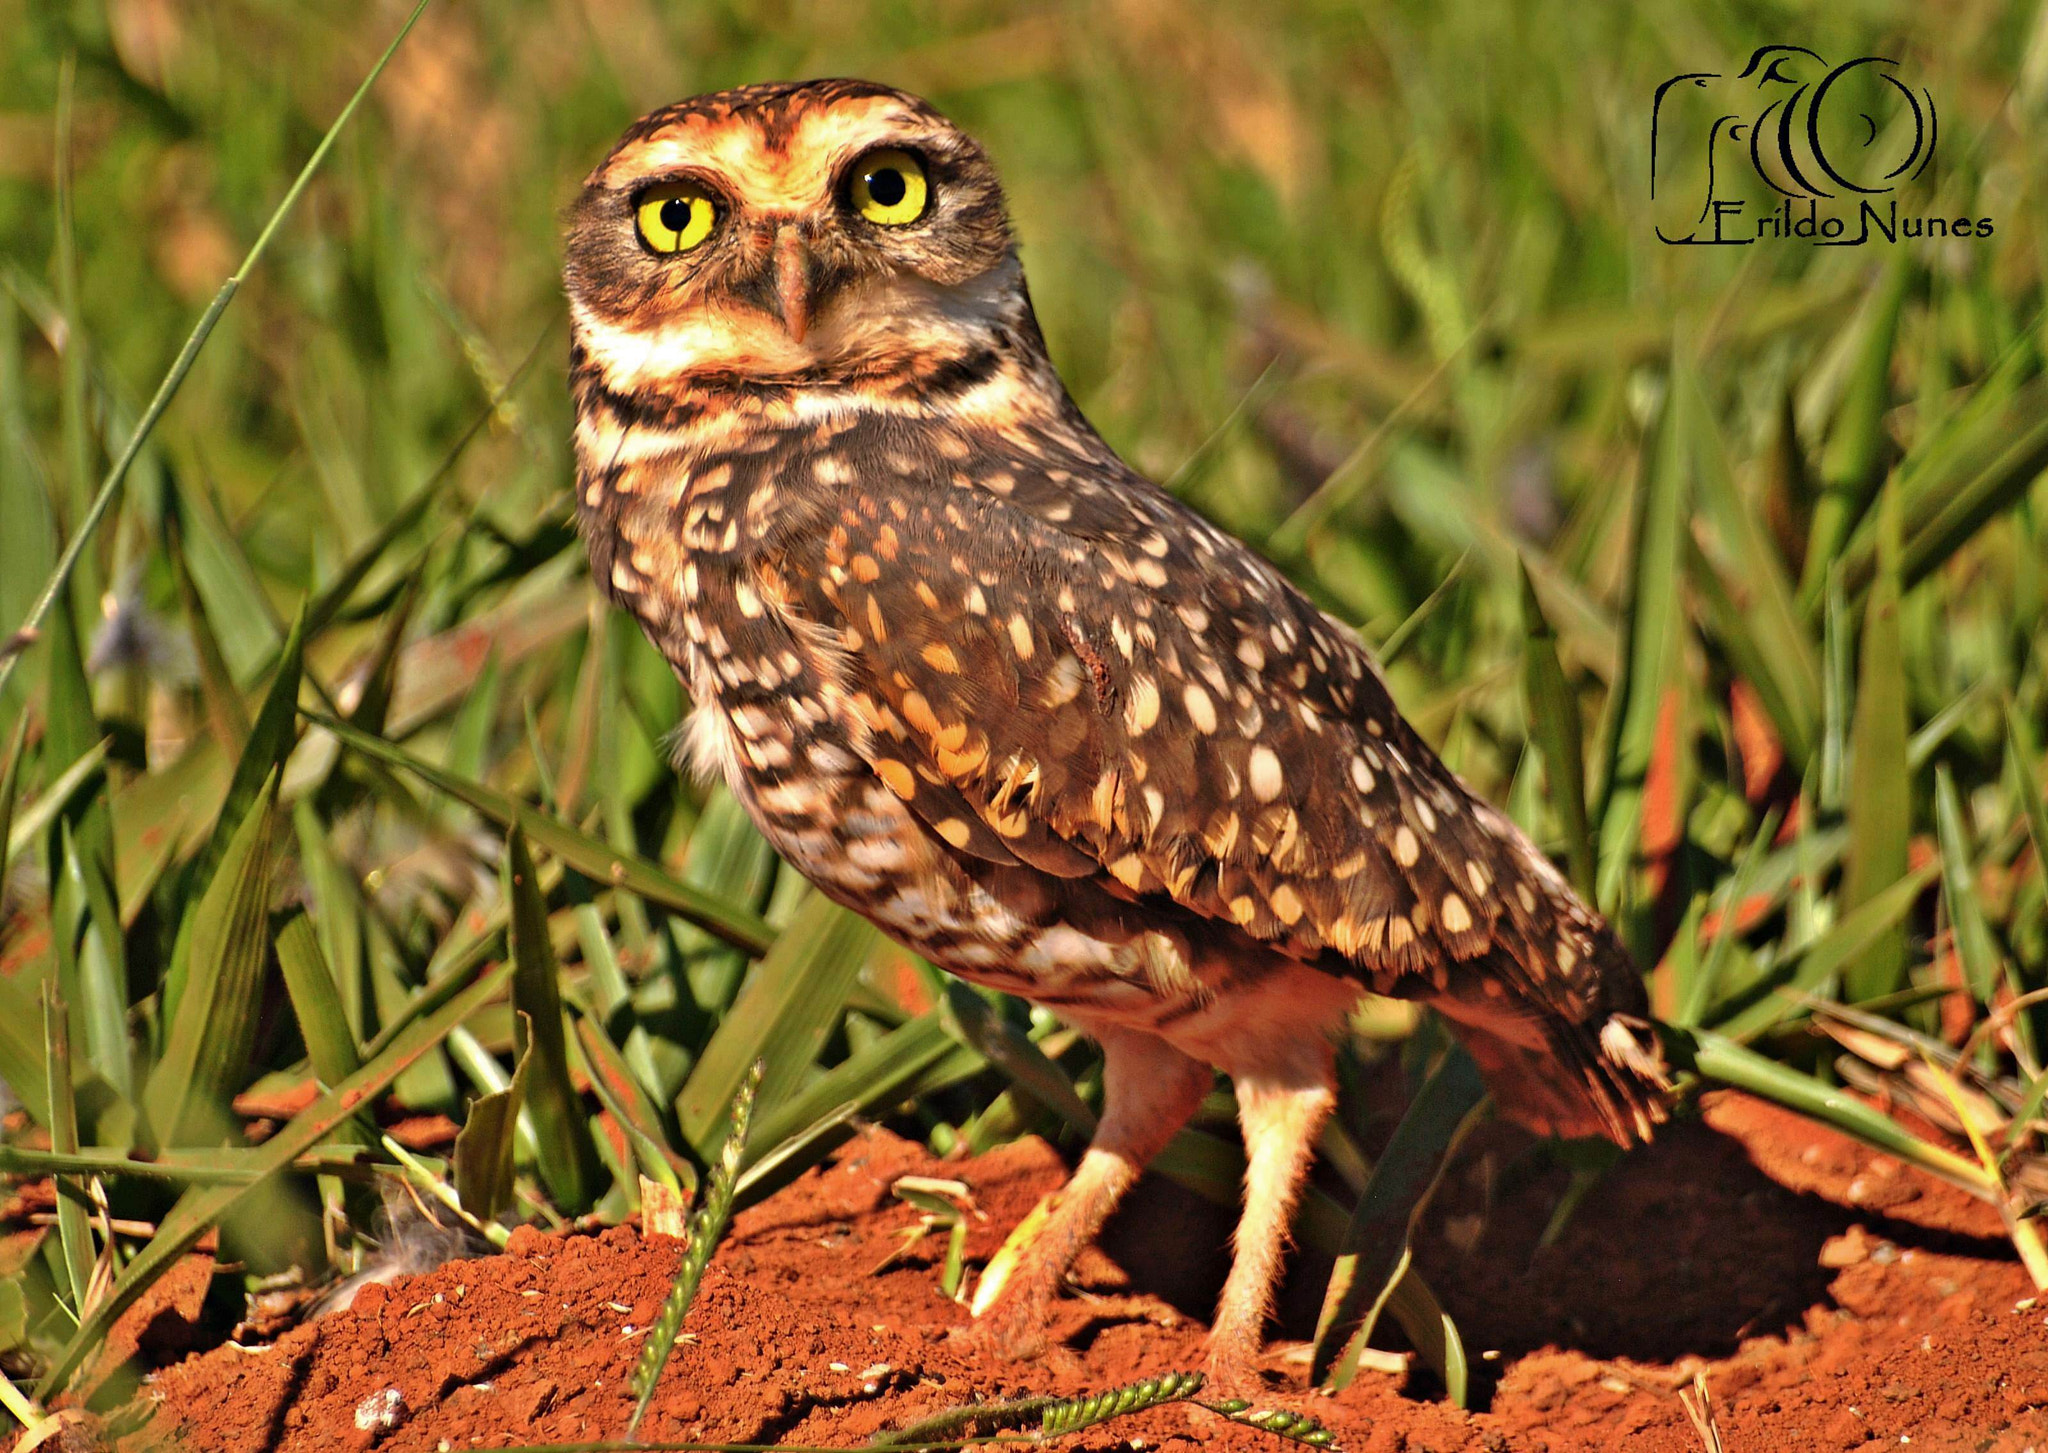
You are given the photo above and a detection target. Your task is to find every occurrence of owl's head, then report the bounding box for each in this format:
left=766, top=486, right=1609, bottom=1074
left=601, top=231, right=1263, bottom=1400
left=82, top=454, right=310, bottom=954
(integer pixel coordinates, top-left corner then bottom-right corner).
left=565, top=80, right=1025, bottom=397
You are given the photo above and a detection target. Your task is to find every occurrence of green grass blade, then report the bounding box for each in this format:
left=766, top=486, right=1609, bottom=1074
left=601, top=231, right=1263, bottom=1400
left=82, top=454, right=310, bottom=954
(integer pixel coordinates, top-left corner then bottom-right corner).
left=1687, top=532, right=1819, bottom=776
left=160, top=602, right=304, bottom=1032
left=1897, top=406, right=2048, bottom=592
left=1712, top=862, right=1940, bottom=1041
left=1593, top=351, right=1690, bottom=914
left=52, top=818, right=130, bottom=1106
left=1676, top=808, right=1780, bottom=1030
left=313, top=713, right=774, bottom=956
left=1840, top=486, right=1911, bottom=1001
left=41, top=588, right=128, bottom=1095
left=0, top=969, right=50, bottom=1128
left=1819, top=571, right=1852, bottom=813
left=676, top=786, right=779, bottom=1015
left=0, top=295, right=57, bottom=717
left=675, top=892, right=878, bottom=1158
left=1835, top=385, right=2048, bottom=601
left=1683, top=1029, right=1992, bottom=1196
left=2010, top=705, right=2048, bottom=887
left=275, top=911, right=363, bottom=1088
left=454, top=1038, right=531, bottom=1223
left=0, top=0, right=434, bottom=705
left=1800, top=255, right=1911, bottom=603
left=941, top=983, right=1097, bottom=1138
left=1519, top=561, right=1595, bottom=898
left=3, top=736, right=108, bottom=868
left=628, top=1063, right=758, bottom=1441
left=1311, top=1046, right=1486, bottom=1390
left=743, top=1009, right=978, bottom=1182
left=164, top=497, right=253, bottom=750
left=506, top=826, right=604, bottom=1214
left=1373, top=549, right=1468, bottom=668
left=571, top=1013, right=689, bottom=1196
left=167, top=473, right=280, bottom=680
left=1933, top=766, right=2001, bottom=1007
left=1686, top=374, right=1820, bottom=772
left=41, top=984, right=94, bottom=1314
left=200, top=602, right=305, bottom=885
left=144, top=770, right=279, bottom=1146
left=0, top=1143, right=379, bottom=1185
left=0, top=715, right=22, bottom=918
left=340, top=576, right=422, bottom=736
left=51, top=59, right=93, bottom=575
left=35, top=957, right=513, bottom=1401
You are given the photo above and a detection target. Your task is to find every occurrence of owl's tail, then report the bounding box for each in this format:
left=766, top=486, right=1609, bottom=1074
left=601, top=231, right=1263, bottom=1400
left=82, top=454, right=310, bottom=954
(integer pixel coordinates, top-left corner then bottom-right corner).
left=1426, top=955, right=1670, bottom=1147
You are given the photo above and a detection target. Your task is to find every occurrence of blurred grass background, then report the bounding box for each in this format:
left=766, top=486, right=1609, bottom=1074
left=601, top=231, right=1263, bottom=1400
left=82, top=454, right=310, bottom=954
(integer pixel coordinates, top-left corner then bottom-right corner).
left=3, top=0, right=2048, bottom=1422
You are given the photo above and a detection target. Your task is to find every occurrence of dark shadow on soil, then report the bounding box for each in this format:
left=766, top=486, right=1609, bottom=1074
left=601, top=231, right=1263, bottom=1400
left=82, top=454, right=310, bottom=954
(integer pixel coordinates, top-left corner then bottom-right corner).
left=1096, top=1111, right=2016, bottom=1377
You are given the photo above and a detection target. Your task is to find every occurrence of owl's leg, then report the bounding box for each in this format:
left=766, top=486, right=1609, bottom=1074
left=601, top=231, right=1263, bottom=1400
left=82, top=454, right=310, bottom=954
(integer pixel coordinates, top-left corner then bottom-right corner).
left=1205, top=1061, right=1338, bottom=1392
left=967, top=1026, right=1211, bottom=1360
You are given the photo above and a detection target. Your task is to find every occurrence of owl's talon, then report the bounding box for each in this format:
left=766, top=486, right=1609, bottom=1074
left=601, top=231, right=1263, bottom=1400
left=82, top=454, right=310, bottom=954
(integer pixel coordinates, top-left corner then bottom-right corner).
left=953, top=1295, right=1054, bottom=1363
left=1200, top=1347, right=1276, bottom=1406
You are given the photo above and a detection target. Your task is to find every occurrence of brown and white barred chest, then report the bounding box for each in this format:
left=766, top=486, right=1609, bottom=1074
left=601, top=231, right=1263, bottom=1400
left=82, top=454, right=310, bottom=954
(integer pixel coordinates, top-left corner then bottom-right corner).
left=580, top=407, right=1268, bottom=1034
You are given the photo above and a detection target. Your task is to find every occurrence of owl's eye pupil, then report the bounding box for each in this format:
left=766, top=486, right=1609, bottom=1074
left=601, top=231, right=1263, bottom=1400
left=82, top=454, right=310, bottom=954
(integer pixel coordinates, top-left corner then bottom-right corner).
left=865, top=168, right=907, bottom=207
left=659, top=197, right=692, bottom=233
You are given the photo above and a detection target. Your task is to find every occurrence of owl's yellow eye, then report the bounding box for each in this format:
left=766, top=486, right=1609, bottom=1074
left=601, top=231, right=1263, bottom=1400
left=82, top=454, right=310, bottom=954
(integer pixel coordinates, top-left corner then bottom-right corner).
left=635, top=183, right=717, bottom=254
left=848, top=149, right=929, bottom=227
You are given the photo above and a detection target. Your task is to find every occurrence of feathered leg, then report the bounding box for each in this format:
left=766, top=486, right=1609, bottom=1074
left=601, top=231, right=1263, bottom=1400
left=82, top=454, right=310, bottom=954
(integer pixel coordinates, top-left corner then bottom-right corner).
left=1205, top=1058, right=1337, bottom=1391
left=968, top=1026, right=1211, bottom=1359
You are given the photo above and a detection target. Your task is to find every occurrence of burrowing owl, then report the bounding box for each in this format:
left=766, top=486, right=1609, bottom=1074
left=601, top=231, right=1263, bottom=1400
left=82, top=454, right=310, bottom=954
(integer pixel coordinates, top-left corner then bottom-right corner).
left=566, top=79, right=1666, bottom=1386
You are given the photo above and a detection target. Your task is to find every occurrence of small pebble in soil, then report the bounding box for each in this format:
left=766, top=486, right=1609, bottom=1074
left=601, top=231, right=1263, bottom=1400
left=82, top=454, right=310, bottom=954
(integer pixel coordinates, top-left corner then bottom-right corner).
left=353, top=1387, right=407, bottom=1438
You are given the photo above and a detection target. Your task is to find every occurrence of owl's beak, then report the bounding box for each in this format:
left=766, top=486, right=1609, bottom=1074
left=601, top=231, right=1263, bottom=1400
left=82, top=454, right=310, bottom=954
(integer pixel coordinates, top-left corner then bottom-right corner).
left=772, top=226, right=813, bottom=345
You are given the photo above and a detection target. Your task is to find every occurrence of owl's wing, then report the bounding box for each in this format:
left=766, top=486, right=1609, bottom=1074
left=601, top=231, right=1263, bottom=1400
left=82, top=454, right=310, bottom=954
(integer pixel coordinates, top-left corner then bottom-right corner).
left=778, top=453, right=1614, bottom=1011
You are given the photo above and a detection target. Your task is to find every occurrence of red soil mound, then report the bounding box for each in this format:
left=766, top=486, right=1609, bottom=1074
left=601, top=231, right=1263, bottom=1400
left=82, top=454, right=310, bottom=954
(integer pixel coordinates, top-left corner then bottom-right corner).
left=119, top=1091, right=2047, bottom=1453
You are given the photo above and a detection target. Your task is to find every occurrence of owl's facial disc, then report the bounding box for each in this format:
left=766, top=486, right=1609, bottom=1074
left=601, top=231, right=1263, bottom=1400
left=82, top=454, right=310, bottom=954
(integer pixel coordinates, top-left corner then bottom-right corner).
left=566, top=83, right=1018, bottom=393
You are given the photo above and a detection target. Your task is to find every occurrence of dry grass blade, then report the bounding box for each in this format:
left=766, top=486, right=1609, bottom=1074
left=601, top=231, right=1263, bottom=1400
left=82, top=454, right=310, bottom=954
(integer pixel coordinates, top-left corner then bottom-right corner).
left=1914, top=1052, right=2048, bottom=1289
left=1677, top=1370, right=1725, bottom=1453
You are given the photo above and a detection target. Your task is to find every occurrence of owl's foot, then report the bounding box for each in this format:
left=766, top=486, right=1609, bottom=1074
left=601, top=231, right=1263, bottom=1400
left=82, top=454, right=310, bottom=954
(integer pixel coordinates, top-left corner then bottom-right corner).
left=1201, top=1335, right=1280, bottom=1404
left=950, top=1285, right=1055, bottom=1362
